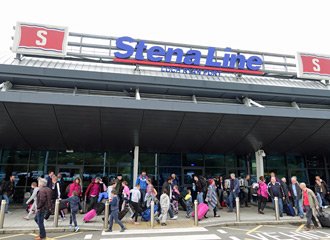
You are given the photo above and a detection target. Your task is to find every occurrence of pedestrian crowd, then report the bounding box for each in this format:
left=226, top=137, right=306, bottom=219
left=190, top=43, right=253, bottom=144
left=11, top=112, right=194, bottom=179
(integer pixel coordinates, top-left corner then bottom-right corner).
left=0, top=170, right=329, bottom=239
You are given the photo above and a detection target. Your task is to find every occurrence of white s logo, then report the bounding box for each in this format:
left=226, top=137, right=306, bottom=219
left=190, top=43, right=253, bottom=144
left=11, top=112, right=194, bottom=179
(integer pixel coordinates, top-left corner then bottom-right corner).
left=312, top=58, right=321, bottom=72
left=36, top=30, right=47, bottom=46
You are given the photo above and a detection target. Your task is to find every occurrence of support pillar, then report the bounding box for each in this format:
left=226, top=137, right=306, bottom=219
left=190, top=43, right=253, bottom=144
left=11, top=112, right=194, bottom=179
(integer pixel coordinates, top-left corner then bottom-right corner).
left=133, top=146, right=139, bottom=186
left=255, top=150, right=265, bottom=179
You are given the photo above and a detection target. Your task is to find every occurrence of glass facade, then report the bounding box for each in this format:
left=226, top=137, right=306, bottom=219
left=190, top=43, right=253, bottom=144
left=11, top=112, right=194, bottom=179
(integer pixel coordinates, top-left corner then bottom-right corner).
left=0, top=149, right=329, bottom=204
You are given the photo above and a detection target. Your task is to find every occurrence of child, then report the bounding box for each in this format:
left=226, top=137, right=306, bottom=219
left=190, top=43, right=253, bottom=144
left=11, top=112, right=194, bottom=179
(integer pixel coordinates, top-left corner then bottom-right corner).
left=172, top=185, right=180, bottom=215
left=62, top=191, right=81, bottom=232
left=105, top=190, right=126, bottom=232
left=121, top=181, right=130, bottom=211
left=157, top=189, right=170, bottom=226
left=130, top=184, right=142, bottom=224
left=24, top=182, right=39, bottom=220
left=184, top=189, right=193, bottom=218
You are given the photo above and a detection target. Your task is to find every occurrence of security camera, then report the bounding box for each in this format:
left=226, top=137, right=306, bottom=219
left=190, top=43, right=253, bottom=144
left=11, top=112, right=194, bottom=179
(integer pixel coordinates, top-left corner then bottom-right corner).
left=0, top=81, right=13, bottom=92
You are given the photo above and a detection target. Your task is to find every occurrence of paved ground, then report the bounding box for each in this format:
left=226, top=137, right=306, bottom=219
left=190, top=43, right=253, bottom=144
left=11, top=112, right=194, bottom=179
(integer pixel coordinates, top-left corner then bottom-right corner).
left=1, top=224, right=330, bottom=240
left=2, top=204, right=311, bottom=231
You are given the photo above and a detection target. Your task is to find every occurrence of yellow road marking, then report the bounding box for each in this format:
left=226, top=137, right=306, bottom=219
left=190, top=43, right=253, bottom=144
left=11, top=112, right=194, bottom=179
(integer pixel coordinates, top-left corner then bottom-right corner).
left=0, top=234, right=24, bottom=240
left=247, top=225, right=263, bottom=234
left=295, top=223, right=305, bottom=232
left=54, top=232, right=82, bottom=239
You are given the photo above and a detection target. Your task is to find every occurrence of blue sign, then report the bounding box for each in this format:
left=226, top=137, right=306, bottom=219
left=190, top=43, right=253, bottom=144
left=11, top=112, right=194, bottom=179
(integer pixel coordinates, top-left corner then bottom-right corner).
left=114, top=36, right=264, bottom=73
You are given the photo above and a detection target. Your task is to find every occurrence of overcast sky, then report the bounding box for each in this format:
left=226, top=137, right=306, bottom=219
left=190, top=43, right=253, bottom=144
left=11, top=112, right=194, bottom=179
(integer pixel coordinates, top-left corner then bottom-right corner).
left=0, top=0, right=329, bottom=56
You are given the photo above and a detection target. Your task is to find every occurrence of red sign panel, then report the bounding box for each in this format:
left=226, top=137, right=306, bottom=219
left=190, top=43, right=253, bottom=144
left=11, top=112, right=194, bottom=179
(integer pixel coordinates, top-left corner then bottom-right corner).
left=296, top=52, right=330, bottom=80
left=12, top=22, right=68, bottom=57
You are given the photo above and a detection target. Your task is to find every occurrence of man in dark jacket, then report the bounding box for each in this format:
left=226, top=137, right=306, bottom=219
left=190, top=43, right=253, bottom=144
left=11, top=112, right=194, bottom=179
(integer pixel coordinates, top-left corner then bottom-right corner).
left=35, top=178, right=52, bottom=240
left=289, top=176, right=304, bottom=218
left=280, top=177, right=290, bottom=200
left=228, top=173, right=240, bottom=212
left=268, top=177, right=284, bottom=217
left=0, top=175, right=16, bottom=213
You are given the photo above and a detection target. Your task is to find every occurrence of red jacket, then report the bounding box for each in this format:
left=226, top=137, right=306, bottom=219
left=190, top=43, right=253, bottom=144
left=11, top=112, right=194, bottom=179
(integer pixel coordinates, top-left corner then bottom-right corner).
left=68, top=181, right=82, bottom=198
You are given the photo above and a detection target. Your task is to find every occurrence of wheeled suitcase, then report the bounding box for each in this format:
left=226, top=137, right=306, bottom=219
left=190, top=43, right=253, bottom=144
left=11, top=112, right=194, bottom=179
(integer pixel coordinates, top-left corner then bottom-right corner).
left=83, top=209, right=97, bottom=222
left=191, top=203, right=208, bottom=220
left=95, top=202, right=105, bottom=215
left=317, top=209, right=330, bottom=227
left=119, top=206, right=130, bottom=220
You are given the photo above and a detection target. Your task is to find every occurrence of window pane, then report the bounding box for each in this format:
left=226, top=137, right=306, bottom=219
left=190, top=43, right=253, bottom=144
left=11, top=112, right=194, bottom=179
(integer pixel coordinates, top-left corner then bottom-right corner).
left=84, top=152, right=105, bottom=165
left=0, top=165, right=28, bottom=187
left=205, top=168, right=226, bottom=179
left=265, top=154, right=286, bottom=169
left=182, top=154, right=204, bottom=167
left=83, top=166, right=104, bottom=189
left=238, top=155, right=247, bottom=168
left=287, top=154, right=305, bottom=168
left=57, top=152, right=84, bottom=165
left=306, top=155, right=324, bottom=168
left=204, top=154, right=225, bottom=167
left=30, top=151, right=57, bottom=165
left=118, top=166, right=132, bottom=184
left=308, top=169, right=326, bottom=187
left=109, top=153, right=132, bottom=167
left=1, top=150, right=29, bottom=164
left=27, top=164, right=44, bottom=187
left=225, top=154, right=237, bottom=168
left=158, top=167, right=181, bottom=188
left=139, top=153, right=155, bottom=167
left=159, top=153, right=181, bottom=166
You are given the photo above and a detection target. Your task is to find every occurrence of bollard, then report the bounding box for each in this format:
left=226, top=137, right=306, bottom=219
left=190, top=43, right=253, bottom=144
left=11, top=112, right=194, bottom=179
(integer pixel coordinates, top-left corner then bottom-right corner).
left=0, top=200, right=6, bottom=229
left=104, top=200, right=110, bottom=230
left=194, top=200, right=198, bottom=226
left=150, top=200, right=155, bottom=228
left=235, top=197, right=240, bottom=222
left=274, top=197, right=280, bottom=221
left=53, top=199, right=60, bottom=227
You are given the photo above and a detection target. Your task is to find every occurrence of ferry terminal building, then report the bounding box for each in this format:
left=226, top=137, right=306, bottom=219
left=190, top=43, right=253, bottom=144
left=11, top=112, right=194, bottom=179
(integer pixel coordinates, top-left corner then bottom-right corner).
left=0, top=23, right=329, bottom=202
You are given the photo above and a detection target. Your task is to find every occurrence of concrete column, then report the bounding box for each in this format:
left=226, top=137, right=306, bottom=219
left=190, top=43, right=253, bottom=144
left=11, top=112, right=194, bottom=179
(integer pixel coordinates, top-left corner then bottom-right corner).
left=133, top=146, right=139, bottom=186
left=255, top=150, right=265, bottom=179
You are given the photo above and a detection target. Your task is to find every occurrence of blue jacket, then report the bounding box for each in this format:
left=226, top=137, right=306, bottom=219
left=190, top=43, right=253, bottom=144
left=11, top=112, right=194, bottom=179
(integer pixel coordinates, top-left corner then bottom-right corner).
left=230, top=178, right=240, bottom=194
left=135, top=175, right=148, bottom=190
left=110, top=196, right=119, bottom=211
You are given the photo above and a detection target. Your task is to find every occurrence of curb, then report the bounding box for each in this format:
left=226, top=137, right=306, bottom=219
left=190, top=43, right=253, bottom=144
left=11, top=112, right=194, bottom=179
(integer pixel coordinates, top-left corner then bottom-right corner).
left=0, top=219, right=306, bottom=234
left=200, top=219, right=305, bottom=228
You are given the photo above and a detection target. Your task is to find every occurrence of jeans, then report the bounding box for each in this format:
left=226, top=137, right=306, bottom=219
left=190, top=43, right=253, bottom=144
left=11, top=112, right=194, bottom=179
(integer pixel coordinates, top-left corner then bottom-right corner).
left=109, top=210, right=125, bottom=230
left=2, top=194, right=9, bottom=212
left=294, top=198, right=304, bottom=217
left=271, top=197, right=283, bottom=215
left=35, top=211, right=46, bottom=238
left=70, top=211, right=78, bottom=227
left=197, top=192, right=204, bottom=204
left=228, top=192, right=237, bottom=210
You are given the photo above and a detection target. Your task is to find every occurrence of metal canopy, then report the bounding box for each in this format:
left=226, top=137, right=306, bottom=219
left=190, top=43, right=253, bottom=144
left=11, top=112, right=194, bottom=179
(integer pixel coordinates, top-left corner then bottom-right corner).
left=0, top=101, right=329, bottom=154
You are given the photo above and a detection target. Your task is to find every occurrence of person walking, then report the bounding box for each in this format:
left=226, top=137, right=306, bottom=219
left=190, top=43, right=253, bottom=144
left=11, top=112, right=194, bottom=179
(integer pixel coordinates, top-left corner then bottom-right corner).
left=34, top=178, right=52, bottom=240
left=268, top=176, right=284, bottom=217
left=130, top=184, right=142, bottom=225
left=45, top=175, right=65, bottom=221
left=46, top=171, right=54, bottom=189
left=243, top=175, right=251, bottom=207
left=257, top=176, right=268, bottom=214
left=135, top=171, right=149, bottom=202
left=289, top=176, right=304, bottom=218
left=61, top=191, right=81, bottom=232
left=300, top=182, right=321, bottom=231
left=161, top=177, right=177, bottom=220
left=0, top=175, right=16, bottom=214
left=206, top=179, right=220, bottom=217
left=157, top=189, right=170, bottom=226
left=193, top=176, right=204, bottom=204
left=24, top=182, right=39, bottom=220
left=105, top=190, right=126, bottom=232
left=67, top=177, right=82, bottom=198
left=216, top=176, right=225, bottom=208
left=85, top=178, right=101, bottom=211
left=228, top=173, right=240, bottom=212
left=315, top=179, right=328, bottom=209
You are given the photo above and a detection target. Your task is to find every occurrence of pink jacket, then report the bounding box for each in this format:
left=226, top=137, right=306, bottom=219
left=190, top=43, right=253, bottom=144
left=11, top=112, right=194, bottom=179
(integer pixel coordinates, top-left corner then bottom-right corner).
left=68, top=182, right=82, bottom=197
left=122, top=185, right=130, bottom=198
left=258, top=181, right=269, bottom=199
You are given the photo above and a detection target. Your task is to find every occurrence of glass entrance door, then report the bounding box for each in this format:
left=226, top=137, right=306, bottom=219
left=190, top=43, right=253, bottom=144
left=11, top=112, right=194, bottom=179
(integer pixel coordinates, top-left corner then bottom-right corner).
left=182, top=167, right=204, bottom=188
